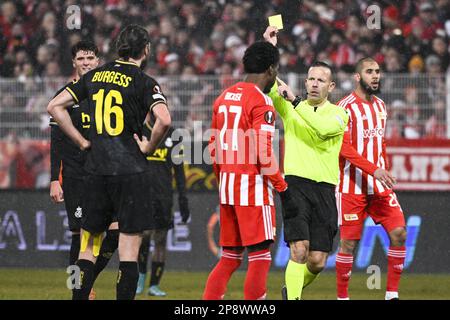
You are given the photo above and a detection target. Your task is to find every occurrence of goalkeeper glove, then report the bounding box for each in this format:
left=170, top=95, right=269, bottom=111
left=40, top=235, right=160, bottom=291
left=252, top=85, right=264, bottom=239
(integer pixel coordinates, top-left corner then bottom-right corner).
left=279, top=188, right=298, bottom=219
left=178, top=195, right=190, bottom=223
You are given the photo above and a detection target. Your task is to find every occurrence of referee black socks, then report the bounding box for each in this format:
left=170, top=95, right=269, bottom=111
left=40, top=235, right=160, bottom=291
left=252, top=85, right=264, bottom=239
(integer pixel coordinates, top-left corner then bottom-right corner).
left=117, top=261, right=139, bottom=300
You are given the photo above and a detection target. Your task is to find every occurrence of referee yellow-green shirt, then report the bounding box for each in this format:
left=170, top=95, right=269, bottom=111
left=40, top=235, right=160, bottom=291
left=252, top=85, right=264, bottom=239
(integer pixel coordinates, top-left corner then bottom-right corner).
left=269, top=83, right=349, bottom=185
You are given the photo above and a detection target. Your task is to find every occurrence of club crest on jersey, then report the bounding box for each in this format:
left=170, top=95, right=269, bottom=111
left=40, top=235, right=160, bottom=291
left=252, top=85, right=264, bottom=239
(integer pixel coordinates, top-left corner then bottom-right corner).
left=264, top=111, right=275, bottom=124
left=165, top=137, right=173, bottom=147
left=377, top=112, right=387, bottom=120
left=74, top=206, right=83, bottom=218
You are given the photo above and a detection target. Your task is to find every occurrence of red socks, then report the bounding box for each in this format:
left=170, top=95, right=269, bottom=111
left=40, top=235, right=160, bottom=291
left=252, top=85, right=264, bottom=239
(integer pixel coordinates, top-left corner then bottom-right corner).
left=387, top=246, right=406, bottom=293
left=244, top=249, right=271, bottom=300
left=202, top=250, right=243, bottom=300
left=336, top=253, right=353, bottom=299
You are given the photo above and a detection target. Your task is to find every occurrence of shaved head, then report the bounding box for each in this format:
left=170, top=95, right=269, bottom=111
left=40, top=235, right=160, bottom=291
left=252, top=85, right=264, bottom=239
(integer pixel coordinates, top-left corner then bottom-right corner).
left=355, top=57, right=377, bottom=75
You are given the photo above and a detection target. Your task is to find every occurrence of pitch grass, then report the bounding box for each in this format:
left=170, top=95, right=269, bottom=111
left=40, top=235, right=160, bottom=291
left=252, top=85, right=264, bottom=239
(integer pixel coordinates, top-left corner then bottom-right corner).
left=0, top=269, right=449, bottom=300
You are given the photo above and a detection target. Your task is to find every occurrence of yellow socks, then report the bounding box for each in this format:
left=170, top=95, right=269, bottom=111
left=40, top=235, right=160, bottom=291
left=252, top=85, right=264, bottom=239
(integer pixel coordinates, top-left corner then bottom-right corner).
left=285, top=260, right=305, bottom=300
left=303, top=264, right=319, bottom=288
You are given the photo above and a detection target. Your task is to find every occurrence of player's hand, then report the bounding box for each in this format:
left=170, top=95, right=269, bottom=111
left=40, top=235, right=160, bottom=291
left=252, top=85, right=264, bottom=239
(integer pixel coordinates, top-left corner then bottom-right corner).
left=133, top=133, right=154, bottom=155
left=263, top=26, right=278, bottom=46
left=374, top=168, right=396, bottom=189
left=179, top=195, right=190, bottom=223
left=276, top=79, right=295, bottom=102
left=279, top=188, right=298, bottom=219
left=80, top=139, right=91, bottom=151
left=50, top=180, right=64, bottom=203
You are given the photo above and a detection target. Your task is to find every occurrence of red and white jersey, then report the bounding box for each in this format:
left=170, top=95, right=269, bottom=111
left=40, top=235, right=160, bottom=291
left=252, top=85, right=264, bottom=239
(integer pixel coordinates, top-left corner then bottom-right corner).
left=338, top=92, right=388, bottom=195
left=209, top=82, right=287, bottom=206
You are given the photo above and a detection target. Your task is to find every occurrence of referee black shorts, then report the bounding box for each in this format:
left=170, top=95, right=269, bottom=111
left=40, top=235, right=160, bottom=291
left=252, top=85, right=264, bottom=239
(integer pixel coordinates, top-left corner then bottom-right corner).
left=282, top=175, right=338, bottom=253
left=81, top=171, right=154, bottom=234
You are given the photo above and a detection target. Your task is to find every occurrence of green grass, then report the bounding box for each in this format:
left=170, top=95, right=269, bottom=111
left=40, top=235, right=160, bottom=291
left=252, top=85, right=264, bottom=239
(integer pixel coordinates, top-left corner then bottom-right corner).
left=0, top=269, right=449, bottom=300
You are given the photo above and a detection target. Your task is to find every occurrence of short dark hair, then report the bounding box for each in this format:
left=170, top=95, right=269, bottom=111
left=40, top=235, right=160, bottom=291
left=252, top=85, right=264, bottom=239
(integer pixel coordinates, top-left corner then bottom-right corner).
left=309, top=61, right=335, bottom=80
left=116, top=24, right=150, bottom=59
left=243, top=41, right=279, bottom=74
left=71, top=40, right=98, bottom=59
left=355, top=57, right=378, bottom=74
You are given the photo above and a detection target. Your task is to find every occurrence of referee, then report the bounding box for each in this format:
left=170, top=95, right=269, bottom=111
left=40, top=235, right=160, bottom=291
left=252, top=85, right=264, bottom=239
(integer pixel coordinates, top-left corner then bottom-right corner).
left=264, top=26, right=349, bottom=300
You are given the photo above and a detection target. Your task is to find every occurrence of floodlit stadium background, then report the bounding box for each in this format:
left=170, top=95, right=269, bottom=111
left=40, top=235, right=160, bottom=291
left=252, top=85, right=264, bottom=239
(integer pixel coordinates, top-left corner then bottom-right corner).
left=0, top=0, right=449, bottom=299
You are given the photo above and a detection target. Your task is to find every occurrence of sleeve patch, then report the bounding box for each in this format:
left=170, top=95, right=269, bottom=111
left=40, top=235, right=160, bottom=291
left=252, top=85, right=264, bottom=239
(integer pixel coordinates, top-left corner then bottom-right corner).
left=264, top=110, right=275, bottom=124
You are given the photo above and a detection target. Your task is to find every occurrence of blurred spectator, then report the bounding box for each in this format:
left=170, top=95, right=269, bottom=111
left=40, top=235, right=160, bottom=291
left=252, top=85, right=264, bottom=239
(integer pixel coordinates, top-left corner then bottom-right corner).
left=424, top=100, right=447, bottom=138
left=430, top=37, right=450, bottom=71
left=0, top=0, right=448, bottom=144
left=408, top=55, right=425, bottom=74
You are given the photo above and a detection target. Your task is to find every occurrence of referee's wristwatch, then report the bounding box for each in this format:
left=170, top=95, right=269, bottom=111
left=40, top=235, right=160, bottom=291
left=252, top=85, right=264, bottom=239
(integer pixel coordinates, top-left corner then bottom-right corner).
left=291, top=95, right=302, bottom=108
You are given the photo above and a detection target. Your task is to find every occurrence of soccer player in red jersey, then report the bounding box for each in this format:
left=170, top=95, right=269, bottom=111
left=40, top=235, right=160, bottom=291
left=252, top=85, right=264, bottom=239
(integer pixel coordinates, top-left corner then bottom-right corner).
left=335, top=58, right=407, bottom=300
left=203, top=41, right=293, bottom=300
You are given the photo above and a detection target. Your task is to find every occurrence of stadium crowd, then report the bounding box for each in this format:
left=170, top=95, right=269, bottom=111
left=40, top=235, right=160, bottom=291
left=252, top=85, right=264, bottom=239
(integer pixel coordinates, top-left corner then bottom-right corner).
left=0, top=0, right=449, bottom=139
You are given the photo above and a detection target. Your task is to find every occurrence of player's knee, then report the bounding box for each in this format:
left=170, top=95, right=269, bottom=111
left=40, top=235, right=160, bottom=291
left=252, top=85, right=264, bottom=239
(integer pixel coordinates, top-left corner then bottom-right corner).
left=389, top=227, right=407, bottom=246
left=339, top=239, right=357, bottom=255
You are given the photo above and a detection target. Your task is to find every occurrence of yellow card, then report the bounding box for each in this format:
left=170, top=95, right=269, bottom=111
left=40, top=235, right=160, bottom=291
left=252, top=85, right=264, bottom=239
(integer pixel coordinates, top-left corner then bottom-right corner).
left=268, top=14, right=283, bottom=30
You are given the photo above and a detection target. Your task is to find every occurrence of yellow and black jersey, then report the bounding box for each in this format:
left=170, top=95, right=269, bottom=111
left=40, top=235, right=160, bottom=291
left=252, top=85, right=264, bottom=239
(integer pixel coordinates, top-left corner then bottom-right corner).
left=66, top=60, right=167, bottom=175
left=144, top=126, right=186, bottom=196
left=50, top=82, right=91, bottom=181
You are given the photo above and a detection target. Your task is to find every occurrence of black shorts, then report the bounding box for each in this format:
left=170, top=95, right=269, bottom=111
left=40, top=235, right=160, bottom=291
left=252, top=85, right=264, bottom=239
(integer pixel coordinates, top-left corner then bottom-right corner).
left=283, top=175, right=338, bottom=253
left=151, top=195, right=174, bottom=230
left=81, top=171, right=154, bottom=234
left=62, top=177, right=84, bottom=232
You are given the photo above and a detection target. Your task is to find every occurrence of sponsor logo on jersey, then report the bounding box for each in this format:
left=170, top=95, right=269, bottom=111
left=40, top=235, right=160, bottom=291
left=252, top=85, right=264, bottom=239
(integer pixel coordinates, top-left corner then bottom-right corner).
left=363, top=126, right=384, bottom=138
left=344, top=213, right=359, bottom=221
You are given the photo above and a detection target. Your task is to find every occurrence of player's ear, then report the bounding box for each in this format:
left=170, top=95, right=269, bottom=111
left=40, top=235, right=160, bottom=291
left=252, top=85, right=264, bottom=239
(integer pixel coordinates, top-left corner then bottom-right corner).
left=354, top=72, right=361, bottom=82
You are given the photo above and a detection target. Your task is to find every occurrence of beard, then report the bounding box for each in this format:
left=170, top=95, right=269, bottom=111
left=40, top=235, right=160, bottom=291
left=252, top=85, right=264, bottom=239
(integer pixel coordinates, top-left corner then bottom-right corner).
left=359, top=78, right=381, bottom=95
left=263, top=78, right=276, bottom=93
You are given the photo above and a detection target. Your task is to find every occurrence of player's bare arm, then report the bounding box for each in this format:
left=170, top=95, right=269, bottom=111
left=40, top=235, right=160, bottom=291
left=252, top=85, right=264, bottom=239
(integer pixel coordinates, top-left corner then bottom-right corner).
left=340, top=122, right=396, bottom=188
left=134, top=102, right=171, bottom=155
left=50, top=181, right=64, bottom=203
left=47, top=90, right=91, bottom=151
